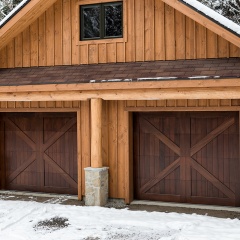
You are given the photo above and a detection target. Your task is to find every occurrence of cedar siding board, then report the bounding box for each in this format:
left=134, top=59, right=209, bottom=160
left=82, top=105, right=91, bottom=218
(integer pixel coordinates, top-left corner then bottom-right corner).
left=0, top=0, right=59, bottom=51
left=0, top=0, right=240, bottom=68
left=0, top=0, right=240, bottom=205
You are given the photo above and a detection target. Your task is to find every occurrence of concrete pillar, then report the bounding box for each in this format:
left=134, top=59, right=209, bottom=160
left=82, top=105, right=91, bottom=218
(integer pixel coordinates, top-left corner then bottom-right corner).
left=85, top=99, right=109, bottom=206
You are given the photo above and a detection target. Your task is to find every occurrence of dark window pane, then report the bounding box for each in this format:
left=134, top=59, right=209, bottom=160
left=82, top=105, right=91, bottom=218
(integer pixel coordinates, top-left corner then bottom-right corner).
left=104, top=4, right=122, bottom=37
left=82, top=6, right=100, bottom=39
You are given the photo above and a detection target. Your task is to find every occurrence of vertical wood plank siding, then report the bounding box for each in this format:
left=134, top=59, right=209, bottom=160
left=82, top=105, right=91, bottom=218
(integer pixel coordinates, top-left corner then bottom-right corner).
left=126, top=100, right=240, bottom=109
left=0, top=0, right=239, bottom=68
left=0, top=100, right=129, bottom=200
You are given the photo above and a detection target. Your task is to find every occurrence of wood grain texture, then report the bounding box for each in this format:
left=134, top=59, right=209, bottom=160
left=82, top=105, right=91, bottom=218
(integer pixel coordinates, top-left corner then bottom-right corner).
left=0, top=99, right=240, bottom=203
left=90, top=99, right=103, bottom=168
left=134, top=112, right=239, bottom=206
left=0, top=0, right=239, bottom=68
left=2, top=112, right=78, bottom=194
left=80, top=100, right=90, bottom=195
left=0, top=0, right=58, bottom=50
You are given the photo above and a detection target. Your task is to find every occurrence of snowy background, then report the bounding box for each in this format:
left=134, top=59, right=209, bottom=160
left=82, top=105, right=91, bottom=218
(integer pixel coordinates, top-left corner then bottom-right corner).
left=0, top=0, right=239, bottom=26
left=0, top=0, right=27, bottom=25
left=197, top=0, right=240, bottom=25
left=183, top=0, right=240, bottom=34
left=0, top=199, right=240, bottom=240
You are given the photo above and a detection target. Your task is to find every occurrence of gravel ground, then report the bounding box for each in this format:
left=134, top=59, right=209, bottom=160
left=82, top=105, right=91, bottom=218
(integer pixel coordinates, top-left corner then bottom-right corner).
left=1, top=192, right=240, bottom=220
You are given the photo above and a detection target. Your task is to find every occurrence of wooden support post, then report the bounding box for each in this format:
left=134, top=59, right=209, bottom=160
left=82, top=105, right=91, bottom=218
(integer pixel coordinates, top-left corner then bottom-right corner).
left=91, top=98, right=102, bottom=168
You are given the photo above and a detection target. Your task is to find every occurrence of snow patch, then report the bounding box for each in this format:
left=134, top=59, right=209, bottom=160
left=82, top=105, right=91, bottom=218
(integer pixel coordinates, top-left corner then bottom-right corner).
left=182, top=0, right=240, bottom=35
left=137, top=77, right=178, bottom=81
left=1, top=200, right=240, bottom=240
left=188, top=76, right=210, bottom=79
left=105, top=79, right=122, bottom=82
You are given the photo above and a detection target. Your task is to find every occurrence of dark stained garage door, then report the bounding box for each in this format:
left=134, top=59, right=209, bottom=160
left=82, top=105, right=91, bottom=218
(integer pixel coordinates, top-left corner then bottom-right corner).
left=0, top=113, right=77, bottom=195
left=134, top=112, right=240, bottom=206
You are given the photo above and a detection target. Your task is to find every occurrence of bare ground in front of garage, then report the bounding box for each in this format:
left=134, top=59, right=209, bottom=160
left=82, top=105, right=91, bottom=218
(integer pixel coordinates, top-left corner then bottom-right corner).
left=1, top=191, right=240, bottom=220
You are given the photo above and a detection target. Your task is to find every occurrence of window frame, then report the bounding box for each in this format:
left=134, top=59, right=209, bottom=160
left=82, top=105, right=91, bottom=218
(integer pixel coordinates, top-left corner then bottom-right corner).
left=77, top=0, right=127, bottom=45
left=80, top=1, right=123, bottom=41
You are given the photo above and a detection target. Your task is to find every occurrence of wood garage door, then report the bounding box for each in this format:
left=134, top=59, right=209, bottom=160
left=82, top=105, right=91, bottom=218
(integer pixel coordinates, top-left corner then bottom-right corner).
left=0, top=113, right=77, bottom=195
left=134, top=112, right=240, bottom=206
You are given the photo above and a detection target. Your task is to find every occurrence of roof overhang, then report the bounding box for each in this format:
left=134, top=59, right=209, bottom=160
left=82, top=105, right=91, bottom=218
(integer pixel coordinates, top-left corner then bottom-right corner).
left=0, top=78, right=240, bottom=101
left=162, top=0, right=240, bottom=48
left=0, top=0, right=58, bottom=50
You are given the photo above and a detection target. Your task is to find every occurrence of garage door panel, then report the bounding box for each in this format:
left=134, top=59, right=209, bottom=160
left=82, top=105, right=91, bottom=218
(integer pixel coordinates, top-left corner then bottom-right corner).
left=138, top=145, right=180, bottom=191
left=191, top=168, right=229, bottom=199
left=134, top=112, right=240, bottom=206
left=138, top=157, right=181, bottom=197
left=190, top=116, right=233, bottom=147
left=44, top=129, right=77, bottom=177
left=44, top=161, right=71, bottom=189
left=140, top=117, right=181, bottom=156
left=190, top=196, right=234, bottom=206
left=191, top=127, right=238, bottom=194
left=43, top=117, right=75, bottom=142
left=6, top=117, right=38, bottom=146
left=146, top=116, right=181, bottom=146
left=1, top=113, right=77, bottom=195
left=43, top=153, right=77, bottom=188
left=191, top=158, right=235, bottom=200
left=7, top=153, right=36, bottom=185
left=145, top=167, right=181, bottom=196
left=10, top=160, right=38, bottom=187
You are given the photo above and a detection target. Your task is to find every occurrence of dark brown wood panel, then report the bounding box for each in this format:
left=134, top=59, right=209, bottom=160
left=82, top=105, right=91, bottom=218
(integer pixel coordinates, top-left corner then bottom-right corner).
left=134, top=112, right=240, bottom=206
left=0, top=112, right=77, bottom=194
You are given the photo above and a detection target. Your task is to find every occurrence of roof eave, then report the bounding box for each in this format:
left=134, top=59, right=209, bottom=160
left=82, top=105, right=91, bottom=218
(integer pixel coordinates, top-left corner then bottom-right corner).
left=161, top=0, right=240, bottom=48
left=0, top=0, right=58, bottom=50
left=0, top=78, right=239, bottom=101
left=0, top=77, right=239, bottom=92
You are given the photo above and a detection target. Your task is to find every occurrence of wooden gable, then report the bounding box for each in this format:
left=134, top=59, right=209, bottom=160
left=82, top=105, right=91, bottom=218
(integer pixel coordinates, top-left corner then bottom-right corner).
left=0, top=0, right=58, bottom=51
left=0, top=0, right=239, bottom=69
left=161, top=0, right=240, bottom=48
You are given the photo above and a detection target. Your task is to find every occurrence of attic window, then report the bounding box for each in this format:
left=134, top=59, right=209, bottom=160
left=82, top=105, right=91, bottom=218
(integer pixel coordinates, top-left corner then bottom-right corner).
left=80, top=1, right=123, bottom=41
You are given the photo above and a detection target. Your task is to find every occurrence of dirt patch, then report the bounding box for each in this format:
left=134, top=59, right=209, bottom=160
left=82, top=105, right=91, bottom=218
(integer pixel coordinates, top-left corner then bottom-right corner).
left=83, top=238, right=100, bottom=240
left=34, top=217, right=69, bottom=231
left=0, top=192, right=84, bottom=206
left=128, top=204, right=240, bottom=219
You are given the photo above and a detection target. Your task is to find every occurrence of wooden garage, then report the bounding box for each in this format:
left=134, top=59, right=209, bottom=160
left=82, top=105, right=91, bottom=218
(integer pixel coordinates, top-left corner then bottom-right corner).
left=0, top=0, right=240, bottom=206
left=134, top=112, right=240, bottom=206
left=0, top=112, right=77, bottom=194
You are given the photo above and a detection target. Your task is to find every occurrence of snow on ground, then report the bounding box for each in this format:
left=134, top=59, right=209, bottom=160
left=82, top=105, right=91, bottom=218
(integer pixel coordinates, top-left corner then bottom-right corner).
left=0, top=200, right=240, bottom=240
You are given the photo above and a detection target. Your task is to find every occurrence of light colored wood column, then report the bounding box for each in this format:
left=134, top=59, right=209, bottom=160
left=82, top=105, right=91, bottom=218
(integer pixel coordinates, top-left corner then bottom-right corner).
left=91, top=98, right=102, bottom=168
